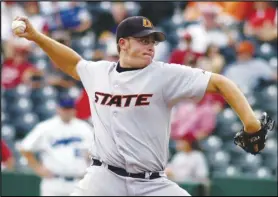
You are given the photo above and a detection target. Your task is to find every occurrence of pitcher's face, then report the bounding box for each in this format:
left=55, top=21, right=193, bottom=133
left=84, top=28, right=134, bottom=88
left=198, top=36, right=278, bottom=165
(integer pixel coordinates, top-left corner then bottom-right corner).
left=119, top=35, right=158, bottom=68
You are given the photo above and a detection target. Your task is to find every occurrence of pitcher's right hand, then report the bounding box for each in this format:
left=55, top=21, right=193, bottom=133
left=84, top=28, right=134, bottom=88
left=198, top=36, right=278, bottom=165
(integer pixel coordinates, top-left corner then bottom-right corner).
left=12, top=16, right=39, bottom=41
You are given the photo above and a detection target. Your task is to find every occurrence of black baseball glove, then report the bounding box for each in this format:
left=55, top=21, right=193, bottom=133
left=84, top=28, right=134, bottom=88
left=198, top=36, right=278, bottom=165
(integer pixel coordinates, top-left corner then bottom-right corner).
left=234, top=112, right=275, bottom=155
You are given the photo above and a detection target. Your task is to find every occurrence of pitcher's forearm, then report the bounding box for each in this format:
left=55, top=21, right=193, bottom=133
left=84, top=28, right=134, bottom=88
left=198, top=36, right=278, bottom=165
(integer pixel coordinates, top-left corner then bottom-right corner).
left=216, top=76, right=261, bottom=132
left=33, top=32, right=82, bottom=80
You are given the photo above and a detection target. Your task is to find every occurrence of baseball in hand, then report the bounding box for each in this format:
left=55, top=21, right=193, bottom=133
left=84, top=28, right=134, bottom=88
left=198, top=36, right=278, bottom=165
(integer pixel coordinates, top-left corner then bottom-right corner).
left=12, top=20, right=26, bottom=34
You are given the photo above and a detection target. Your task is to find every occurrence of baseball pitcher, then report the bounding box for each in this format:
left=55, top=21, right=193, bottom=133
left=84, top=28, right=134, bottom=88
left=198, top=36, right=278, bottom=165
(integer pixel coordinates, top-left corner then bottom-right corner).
left=13, top=15, right=275, bottom=196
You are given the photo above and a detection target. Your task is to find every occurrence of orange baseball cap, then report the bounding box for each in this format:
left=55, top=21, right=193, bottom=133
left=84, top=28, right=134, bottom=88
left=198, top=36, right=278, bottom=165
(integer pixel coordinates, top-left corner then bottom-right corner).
left=236, top=41, right=255, bottom=55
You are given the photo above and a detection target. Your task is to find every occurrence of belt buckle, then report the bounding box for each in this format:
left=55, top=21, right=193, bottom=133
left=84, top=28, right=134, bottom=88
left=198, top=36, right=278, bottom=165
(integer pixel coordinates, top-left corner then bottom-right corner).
left=145, top=172, right=152, bottom=179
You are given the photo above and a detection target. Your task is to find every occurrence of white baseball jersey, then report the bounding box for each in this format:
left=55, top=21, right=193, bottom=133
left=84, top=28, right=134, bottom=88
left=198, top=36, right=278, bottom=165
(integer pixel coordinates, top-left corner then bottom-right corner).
left=20, top=116, right=94, bottom=177
left=76, top=59, right=211, bottom=173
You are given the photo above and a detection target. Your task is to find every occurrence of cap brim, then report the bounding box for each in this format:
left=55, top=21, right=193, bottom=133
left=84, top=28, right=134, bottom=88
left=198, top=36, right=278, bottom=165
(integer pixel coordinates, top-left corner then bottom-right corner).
left=132, top=29, right=166, bottom=42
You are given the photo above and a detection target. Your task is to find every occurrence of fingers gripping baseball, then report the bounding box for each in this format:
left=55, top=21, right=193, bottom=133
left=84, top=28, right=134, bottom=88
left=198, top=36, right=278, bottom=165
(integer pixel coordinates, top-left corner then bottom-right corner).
left=12, top=16, right=38, bottom=41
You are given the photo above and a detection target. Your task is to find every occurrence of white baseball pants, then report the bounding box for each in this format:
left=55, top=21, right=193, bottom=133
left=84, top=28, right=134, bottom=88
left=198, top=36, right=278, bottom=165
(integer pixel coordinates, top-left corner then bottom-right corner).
left=70, top=165, right=191, bottom=196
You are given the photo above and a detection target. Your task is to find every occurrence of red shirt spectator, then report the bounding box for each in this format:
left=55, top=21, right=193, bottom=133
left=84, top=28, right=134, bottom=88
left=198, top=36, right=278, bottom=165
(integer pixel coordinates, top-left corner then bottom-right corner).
left=1, top=140, right=15, bottom=170
left=169, top=33, right=203, bottom=66
left=75, top=89, right=91, bottom=120
left=1, top=58, right=34, bottom=89
left=1, top=140, right=12, bottom=163
left=171, top=93, right=225, bottom=142
left=248, top=6, right=276, bottom=28
left=169, top=50, right=203, bottom=65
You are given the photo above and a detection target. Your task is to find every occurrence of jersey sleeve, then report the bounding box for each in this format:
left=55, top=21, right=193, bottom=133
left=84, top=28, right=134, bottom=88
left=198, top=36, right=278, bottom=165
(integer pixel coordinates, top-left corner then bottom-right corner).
left=76, top=59, right=111, bottom=94
left=162, top=63, right=212, bottom=105
left=76, top=59, right=95, bottom=93
left=20, top=124, right=46, bottom=152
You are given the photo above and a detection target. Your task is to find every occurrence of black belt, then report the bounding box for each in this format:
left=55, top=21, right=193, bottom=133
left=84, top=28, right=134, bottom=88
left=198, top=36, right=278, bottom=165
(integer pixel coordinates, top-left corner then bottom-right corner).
left=92, top=159, right=161, bottom=179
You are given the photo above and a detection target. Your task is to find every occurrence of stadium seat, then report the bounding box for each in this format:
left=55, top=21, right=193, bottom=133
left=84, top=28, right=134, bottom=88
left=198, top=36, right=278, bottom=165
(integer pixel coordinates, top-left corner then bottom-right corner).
left=262, top=138, right=277, bottom=155
left=34, top=99, right=57, bottom=121
left=269, top=56, right=277, bottom=69
left=3, top=85, right=31, bottom=102
left=199, top=135, right=223, bottom=153
left=257, top=43, right=276, bottom=61
left=261, top=139, right=277, bottom=170
left=223, top=140, right=247, bottom=161
left=2, top=112, right=10, bottom=125
left=263, top=155, right=277, bottom=171
left=212, top=165, right=242, bottom=177
left=14, top=112, right=39, bottom=139
left=217, top=120, right=242, bottom=140
left=254, top=84, right=277, bottom=111
left=30, top=86, right=58, bottom=104
left=2, top=97, right=7, bottom=113
left=65, top=86, right=82, bottom=99
left=33, top=59, right=49, bottom=71
left=80, top=34, right=95, bottom=49
left=1, top=124, right=16, bottom=141
left=208, top=150, right=231, bottom=170
left=9, top=98, right=33, bottom=117
left=215, top=108, right=239, bottom=135
left=238, top=154, right=263, bottom=171
left=256, top=166, right=273, bottom=179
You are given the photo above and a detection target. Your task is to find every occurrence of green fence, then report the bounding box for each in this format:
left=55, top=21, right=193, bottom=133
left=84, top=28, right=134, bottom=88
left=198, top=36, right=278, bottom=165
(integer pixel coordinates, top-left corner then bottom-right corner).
left=1, top=171, right=277, bottom=196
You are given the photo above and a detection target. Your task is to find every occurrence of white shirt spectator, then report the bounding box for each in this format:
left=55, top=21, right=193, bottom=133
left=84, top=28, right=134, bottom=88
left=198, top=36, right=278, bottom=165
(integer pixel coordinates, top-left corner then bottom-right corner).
left=186, top=23, right=229, bottom=53
left=20, top=115, right=94, bottom=177
left=224, top=58, right=275, bottom=90
left=1, top=2, right=26, bottom=41
left=167, top=150, right=209, bottom=182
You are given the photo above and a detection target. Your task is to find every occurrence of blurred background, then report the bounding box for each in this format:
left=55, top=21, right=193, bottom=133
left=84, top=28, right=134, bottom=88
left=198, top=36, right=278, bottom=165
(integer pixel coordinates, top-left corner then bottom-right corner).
left=1, top=1, right=277, bottom=196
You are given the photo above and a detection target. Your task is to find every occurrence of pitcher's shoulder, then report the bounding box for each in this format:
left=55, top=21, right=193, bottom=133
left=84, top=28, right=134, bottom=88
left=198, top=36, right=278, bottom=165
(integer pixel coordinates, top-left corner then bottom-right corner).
left=77, top=59, right=116, bottom=70
left=151, top=61, right=184, bottom=70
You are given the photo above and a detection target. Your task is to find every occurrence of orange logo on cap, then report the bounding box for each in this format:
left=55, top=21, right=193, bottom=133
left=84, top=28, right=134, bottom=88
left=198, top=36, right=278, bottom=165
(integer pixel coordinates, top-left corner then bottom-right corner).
left=143, top=18, right=153, bottom=28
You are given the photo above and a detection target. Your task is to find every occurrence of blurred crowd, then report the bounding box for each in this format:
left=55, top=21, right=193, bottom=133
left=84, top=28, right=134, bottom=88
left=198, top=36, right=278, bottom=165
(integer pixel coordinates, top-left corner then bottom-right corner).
left=1, top=1, right=277, bottom=184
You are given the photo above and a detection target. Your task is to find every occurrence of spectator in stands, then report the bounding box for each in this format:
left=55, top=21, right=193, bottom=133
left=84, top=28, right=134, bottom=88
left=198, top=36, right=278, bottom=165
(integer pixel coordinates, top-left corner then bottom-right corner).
left=46, top=30, right=78, bottom=95
left=171, top=93, right=225, bottom=143
left=98, top=35, right=119, bottom=62
left=39, top=2, right=92, bottom=33
left=185, top=4, right=234, bottom=54
left=91, top=2, right=129, bottom=40
left=19, top=97, right=94, bottom=196
left=197, top=44, right=225, bottom=73
left=184, top=2, right=254, bottom=24
left=153, top=39, right=171, bottom=62
left=1, top=1, right=26, bottom=58
left=110, top=2, right=129, bottom=34
left=94, top=2, right=130, bottom=46
left=138, top=2, right=175, bottom=26
left=1, top=43, right=43, bottom=89
left=220, top=2, right=254, bottom=24
left=244, top=2, right=277, bottom=43
left=1, top=139, right=15, bottom=171
left=165, top=138, right=209, bottom=183
left=23, top=2, right=49, bottom=35
left=169, top=32, right=203, bottom=66
left=183, top=2, right=223, bottom=22
left=224, top=40, right=277, bottom=91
